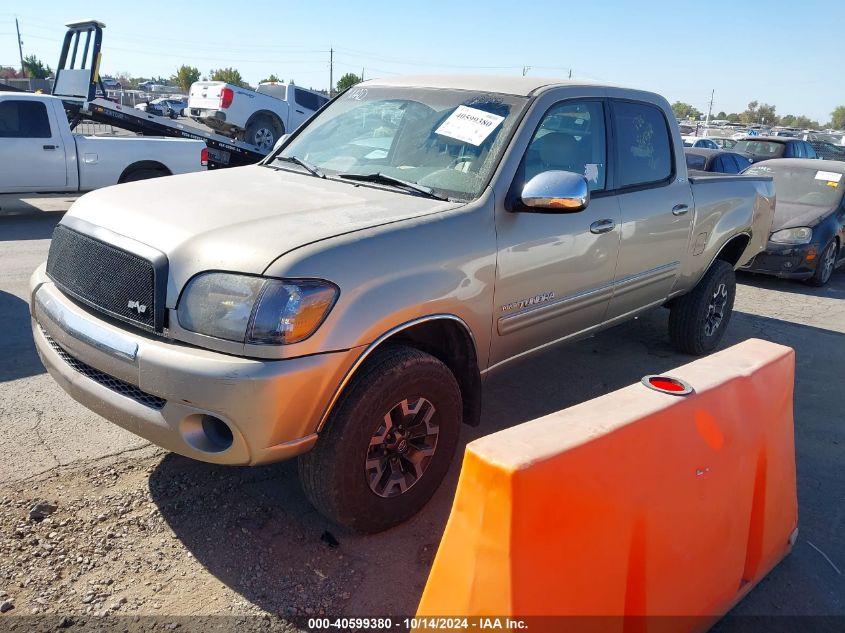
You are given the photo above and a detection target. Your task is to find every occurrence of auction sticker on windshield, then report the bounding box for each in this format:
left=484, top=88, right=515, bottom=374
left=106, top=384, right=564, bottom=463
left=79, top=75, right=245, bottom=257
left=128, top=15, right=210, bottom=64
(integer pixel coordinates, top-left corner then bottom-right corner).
left=435, top=106, right=505, bottom=146
left=815, top=170, right=842, bottom=185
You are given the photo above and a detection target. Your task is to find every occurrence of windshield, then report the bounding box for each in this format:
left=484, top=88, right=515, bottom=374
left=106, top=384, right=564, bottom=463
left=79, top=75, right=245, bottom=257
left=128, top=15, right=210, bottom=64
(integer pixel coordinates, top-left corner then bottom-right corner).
left=745, top=164, right=845, bottom=207
left=271, top=86, right=529, bottom=201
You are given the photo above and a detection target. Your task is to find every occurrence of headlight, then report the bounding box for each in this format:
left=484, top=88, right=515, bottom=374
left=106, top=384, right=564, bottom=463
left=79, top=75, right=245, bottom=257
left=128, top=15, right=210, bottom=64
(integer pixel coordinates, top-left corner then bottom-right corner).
left=769, top=227, right=812, bottom=245
left=177, top=272, right=338, bottom=345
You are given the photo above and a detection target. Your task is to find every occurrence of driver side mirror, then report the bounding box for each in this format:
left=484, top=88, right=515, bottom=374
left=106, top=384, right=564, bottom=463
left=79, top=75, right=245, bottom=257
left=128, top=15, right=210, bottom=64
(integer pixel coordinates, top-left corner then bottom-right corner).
left=520, top=170, right=590, bottom=212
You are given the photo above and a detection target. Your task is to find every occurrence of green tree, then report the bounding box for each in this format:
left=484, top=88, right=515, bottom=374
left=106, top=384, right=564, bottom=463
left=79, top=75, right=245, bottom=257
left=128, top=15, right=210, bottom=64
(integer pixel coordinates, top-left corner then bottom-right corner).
left=336, top=72, right=361, bottom=93
left=726, top=113, right=741, bottom=123
left=22, top=54, right=51, bottom=79
left=260, top=74, right=281, bottom=83
left=172, top=65, right=200, bottom=92
left=831, top=106, right=845, bottom=130
left=740, top=101, right=778, bottom=126
left=715, top=111, right=728, bottom=120
left=670, top=101, right=702, bottom=120
left=210, top=67, right=247, bottom=87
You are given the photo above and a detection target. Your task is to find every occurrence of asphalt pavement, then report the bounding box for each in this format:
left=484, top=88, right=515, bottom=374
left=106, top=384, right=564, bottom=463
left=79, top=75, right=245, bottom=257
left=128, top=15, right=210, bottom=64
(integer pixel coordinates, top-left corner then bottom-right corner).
left=1, top=211, right=843, bottom=623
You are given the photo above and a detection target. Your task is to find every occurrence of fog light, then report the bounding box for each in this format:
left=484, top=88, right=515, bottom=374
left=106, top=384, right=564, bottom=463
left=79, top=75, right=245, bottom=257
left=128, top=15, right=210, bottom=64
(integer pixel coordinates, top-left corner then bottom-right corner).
left=180, top=414, right=234, bottom=453
left=805, top=247, right=817, bottom=262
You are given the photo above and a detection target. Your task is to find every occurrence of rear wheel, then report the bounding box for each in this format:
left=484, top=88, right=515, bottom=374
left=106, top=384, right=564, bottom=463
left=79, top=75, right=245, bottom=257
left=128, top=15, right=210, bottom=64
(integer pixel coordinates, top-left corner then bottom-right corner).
left=668, top=260, right=736, bottom=355
left=806, top=240, right=837, bottom=287
left=299, top=345, right=462, bottom=533
left=245, top=116, right=281, bottom=153
left=118, top=168, right=167, bottom=183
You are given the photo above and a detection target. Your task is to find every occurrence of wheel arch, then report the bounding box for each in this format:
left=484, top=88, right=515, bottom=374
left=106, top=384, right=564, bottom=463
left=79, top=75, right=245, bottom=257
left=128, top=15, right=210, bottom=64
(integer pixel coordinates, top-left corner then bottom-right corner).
left=316, top=314, right=482, bottom=433
left=714, top=232, right=752, bottom=267
left=117, top=161, right=171, bottom=183
left=245, top=109, right=285, bottom=134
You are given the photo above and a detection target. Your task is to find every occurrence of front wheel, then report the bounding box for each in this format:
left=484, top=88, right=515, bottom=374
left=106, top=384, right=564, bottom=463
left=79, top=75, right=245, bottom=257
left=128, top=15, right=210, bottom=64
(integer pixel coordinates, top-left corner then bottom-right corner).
left=668, top=260, right=736, bottom=355
left=805, top=240, right=837, bottom=287
left=299, top=345, right=462, bottom=533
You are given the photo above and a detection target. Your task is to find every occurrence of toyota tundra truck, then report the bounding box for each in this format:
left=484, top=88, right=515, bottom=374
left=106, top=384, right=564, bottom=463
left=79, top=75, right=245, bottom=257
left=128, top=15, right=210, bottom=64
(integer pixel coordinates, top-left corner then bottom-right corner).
left=30, top=76, right=775, bottom=532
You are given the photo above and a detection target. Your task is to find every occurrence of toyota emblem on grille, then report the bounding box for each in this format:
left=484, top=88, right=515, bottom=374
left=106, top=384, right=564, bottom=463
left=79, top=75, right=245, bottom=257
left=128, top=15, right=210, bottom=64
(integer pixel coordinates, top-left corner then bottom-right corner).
left=127, top=300, right=148, bottom=315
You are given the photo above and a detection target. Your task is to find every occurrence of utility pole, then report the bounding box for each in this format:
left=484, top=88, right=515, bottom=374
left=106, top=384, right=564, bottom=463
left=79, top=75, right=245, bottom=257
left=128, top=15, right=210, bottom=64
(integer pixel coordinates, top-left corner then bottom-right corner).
left=329, top=48, right=333, bottom=97
left=705, top=89, right=715, bottom=129
left=361, top=67, right=364, bottom=82
left=568, top=68, right=572, bottom=79
left=522, top=66, right=530, bottom=77
left=16, top=17, right=26, bottom=77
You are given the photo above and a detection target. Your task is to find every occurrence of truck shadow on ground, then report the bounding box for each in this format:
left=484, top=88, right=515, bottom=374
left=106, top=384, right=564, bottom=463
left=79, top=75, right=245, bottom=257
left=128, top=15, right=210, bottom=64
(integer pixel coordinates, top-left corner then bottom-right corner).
left=149, top=307, right=845, bottom=619
left=0, top=213, right=61, bottom=242
left=738, top=268, right=845, bottom=299
left=0, top=290, right=45, bottom=382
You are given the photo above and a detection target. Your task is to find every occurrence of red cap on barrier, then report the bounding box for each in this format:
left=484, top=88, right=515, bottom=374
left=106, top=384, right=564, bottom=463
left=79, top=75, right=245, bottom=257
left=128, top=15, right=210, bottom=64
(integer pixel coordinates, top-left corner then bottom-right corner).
left=641, top=375, right=693, bottom=396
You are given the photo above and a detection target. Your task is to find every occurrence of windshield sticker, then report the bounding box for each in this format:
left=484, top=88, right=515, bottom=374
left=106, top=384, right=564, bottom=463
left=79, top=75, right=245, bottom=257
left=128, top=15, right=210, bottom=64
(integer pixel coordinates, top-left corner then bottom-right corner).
left=815, top=170, right=842, bottom=183
left=345, top=87, right=368, bottom=101
left=585, top=164, right=600, bottom=183
left=435, top=106, right=505, bottom=146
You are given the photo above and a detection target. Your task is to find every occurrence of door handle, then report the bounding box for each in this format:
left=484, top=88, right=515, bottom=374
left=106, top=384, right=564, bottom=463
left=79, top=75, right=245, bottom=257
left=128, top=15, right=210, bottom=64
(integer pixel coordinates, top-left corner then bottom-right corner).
left=590, top=219, right=616, bottom=234
left=295, top=109, right=305, bottom=114
left=43, top=144, right=58, bottom=150
left=672, top=204, right=690, bottom=216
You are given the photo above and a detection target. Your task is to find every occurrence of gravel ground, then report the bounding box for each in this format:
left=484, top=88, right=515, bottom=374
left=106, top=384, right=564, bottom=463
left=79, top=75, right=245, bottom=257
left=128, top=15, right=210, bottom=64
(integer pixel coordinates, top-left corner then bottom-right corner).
left=1, top=213, right=843, bottom=631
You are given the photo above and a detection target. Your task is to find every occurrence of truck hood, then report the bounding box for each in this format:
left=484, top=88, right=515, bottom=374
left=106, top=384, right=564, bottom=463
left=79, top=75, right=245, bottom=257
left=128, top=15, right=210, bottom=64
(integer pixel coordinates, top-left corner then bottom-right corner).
left=63, top=166, right=460, bottom=303
left=770, top=200, right=835, bottom=232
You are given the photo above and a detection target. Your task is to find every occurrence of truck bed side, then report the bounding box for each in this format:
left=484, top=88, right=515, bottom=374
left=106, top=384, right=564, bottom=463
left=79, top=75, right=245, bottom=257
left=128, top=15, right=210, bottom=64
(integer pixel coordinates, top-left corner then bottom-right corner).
left=672, top=174, right=775, bottom=296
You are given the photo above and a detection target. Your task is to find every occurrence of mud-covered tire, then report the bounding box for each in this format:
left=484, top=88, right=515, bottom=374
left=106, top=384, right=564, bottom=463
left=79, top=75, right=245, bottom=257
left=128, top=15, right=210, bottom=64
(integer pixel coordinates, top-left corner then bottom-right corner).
left=805, top=240, right=837, bottom=287
left=299, top=344, right=462, bottom=533
left=668, top=260, right=736, bottom=355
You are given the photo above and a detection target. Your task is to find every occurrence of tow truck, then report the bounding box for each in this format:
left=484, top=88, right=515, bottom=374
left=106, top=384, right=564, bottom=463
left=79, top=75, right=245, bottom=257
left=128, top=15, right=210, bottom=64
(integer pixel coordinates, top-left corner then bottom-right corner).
left=51, top=20, right=266, bottom=169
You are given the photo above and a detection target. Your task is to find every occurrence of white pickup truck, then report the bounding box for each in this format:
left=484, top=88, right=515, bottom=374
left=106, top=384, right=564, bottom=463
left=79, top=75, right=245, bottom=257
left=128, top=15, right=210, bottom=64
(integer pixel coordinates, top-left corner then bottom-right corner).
left=0, top=92, right=207, bottom=194
left=187, top=81, right=328, bottom=153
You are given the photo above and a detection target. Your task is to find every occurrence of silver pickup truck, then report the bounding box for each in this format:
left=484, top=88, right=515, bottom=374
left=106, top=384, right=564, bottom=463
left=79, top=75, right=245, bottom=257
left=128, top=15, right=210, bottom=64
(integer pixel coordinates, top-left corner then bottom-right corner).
left=30, top=76, right=775, bottom=532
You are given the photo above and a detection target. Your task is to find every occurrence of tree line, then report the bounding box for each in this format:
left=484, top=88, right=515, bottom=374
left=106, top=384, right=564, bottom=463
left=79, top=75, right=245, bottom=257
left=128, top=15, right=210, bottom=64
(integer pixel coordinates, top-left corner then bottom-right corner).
left=672, top=100, right=845, bottom=130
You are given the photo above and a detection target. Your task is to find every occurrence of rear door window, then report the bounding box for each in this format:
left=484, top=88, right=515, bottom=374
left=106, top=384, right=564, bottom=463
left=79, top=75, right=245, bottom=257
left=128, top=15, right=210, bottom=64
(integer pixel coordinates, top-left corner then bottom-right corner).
left=0, top=100, right=52, bottom=138
left=293, top=88, right=321, bottom=111
left=611, top=101, right=673, bottom=188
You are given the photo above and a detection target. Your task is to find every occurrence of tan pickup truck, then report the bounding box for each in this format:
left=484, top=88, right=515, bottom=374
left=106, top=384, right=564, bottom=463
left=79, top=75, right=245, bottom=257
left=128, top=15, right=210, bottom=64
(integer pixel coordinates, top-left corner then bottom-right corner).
left=30, top=76, right=775, bottom=532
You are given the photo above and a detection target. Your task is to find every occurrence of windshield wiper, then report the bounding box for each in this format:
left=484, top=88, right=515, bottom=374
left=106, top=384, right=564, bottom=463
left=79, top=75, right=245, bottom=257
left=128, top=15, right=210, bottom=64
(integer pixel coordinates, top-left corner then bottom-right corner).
left=274, top=155, right=325, bottom=178
left=337, top=172, right=446, bottom=200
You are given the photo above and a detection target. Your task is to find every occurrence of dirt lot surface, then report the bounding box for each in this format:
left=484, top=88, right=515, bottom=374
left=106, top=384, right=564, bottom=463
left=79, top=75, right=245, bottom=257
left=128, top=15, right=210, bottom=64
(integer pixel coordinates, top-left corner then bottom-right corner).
left=1, top=213, right=844, bottom=631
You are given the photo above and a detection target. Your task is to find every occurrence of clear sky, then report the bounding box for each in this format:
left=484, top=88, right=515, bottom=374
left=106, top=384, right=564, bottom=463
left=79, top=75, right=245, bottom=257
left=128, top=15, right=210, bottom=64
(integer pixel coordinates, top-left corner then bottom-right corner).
left=2, top=0, right=843, bottom=123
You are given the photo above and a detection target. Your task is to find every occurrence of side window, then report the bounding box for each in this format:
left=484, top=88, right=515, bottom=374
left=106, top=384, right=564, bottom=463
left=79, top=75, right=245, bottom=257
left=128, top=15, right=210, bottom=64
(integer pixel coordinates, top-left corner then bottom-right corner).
left=0, top=100, right=52, bottom=138
left=611, top=101, right=672, bottom=188
left=685, top=153, right=706, bottom=171
left=293, top=89, right=320, bottom=111
left=523, top=100, right=607, bottom=191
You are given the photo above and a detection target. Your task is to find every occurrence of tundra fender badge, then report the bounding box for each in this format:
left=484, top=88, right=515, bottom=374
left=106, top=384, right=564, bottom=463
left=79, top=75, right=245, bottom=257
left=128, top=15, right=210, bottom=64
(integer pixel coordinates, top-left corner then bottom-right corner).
left=501, top=291, right=555, bottom=312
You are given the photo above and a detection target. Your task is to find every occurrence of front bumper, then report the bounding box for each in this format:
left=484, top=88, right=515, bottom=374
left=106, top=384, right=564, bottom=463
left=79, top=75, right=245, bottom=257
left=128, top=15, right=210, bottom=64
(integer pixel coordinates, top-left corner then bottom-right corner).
left=740, top=242, right=819, bottom=280
left=29, top=266, right=360, bottom=466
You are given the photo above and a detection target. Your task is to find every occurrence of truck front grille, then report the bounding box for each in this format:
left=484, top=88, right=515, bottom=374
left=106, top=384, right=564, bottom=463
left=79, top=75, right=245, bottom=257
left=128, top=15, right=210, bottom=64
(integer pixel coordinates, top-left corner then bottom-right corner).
left=46, top=225, right=165, bottom=332
left=40, top=327, right=166, bottom=410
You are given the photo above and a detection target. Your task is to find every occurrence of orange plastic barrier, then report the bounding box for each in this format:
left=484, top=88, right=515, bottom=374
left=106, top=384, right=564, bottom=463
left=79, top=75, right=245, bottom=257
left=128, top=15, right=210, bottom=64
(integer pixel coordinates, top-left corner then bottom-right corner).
left=417, top=339, right=797, bottom=632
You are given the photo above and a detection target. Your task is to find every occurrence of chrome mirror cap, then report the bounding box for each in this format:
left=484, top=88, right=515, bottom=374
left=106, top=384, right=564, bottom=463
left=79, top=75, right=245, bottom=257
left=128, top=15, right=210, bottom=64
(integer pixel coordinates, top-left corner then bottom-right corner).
left=521, top=170, right=590, bottom=212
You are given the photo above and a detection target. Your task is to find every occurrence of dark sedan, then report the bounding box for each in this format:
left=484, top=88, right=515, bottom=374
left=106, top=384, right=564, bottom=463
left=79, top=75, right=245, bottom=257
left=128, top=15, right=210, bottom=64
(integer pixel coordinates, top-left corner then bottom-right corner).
left=733, top=137, right=818, bottom=163
left=685, top=148, right=752, bottom=174
left=740, top=159, right=845, bottom=286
